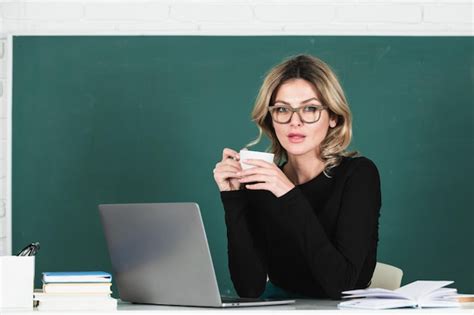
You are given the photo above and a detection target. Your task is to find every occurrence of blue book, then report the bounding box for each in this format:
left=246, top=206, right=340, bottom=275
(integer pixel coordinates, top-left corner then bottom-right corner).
left=42, top=271, right=112, bottom=283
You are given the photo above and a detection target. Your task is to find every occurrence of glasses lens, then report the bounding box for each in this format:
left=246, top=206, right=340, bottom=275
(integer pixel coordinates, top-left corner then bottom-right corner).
left=270, top=106, right=292, bottom=123
left=300, top=105, right=321, bottom=123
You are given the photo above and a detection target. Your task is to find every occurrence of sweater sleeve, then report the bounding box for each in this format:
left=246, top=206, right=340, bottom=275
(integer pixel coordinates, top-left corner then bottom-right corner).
left=220, top=190, right=268, bottom=298
left=276, top=158, right=381, bottom=299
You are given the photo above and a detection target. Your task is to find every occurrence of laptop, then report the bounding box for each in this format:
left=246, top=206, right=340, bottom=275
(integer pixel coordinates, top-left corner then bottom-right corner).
left=98, top=202, right=295, bottom=308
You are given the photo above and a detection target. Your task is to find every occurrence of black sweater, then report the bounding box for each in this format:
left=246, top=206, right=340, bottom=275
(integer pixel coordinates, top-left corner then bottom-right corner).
left=220, top=156, right=381, bottom=299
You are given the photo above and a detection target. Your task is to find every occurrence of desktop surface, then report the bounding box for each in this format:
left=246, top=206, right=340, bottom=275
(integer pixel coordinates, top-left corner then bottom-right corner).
left=118, top=299, right=474, bottom=312
left=3, top=299, right=474, bottom=314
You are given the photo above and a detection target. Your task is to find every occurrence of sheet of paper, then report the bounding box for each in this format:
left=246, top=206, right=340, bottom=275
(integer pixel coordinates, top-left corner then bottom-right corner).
left=342, top=292, right=410, bottom=299
left=338, top=298, right=416, bottom=310
left=342, top=288, right=394, bottom=296
left=395, top=281, right=454, bottom=300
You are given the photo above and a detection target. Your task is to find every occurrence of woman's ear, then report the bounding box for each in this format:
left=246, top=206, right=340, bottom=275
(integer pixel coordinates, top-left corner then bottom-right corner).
left=329, top=114, right=338, bottom=128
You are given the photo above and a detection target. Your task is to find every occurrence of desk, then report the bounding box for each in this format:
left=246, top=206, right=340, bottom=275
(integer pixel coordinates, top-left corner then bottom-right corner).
left=3, top=300, right=474, bottom=314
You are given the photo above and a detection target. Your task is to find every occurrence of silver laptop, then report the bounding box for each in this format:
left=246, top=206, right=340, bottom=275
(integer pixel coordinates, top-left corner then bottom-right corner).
left=98, top=203, right=295, bottom=308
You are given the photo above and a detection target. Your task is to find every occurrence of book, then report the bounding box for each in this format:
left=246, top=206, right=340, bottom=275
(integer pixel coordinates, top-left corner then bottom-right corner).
left=43, top=282, right=112, bottom=294
left=36, top=298, right=117, bottom=311
left=34, top=291, right=111, bottom=300
left=452, top=295, right=474, bottom=303
left=42, top=271, right=112, bottom=283
left=34, top=290, right=117, bottom=311
left=338, top=280, right=460, bottom=310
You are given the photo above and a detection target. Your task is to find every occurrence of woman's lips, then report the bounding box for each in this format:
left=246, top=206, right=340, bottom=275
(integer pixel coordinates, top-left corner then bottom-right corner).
left=288, top=133, right=306, bottom=143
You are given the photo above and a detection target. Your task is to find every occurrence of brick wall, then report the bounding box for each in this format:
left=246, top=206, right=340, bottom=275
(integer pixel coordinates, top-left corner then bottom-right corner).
left=0, top=1, right=472, bottom=35
left=0, top=35, right=7, bottom=255
left=0, top=0, right=472, bottom=255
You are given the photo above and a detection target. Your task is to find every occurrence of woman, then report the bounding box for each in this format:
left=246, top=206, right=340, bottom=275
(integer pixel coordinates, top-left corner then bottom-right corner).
left=213, top=54, right=381, bottom=299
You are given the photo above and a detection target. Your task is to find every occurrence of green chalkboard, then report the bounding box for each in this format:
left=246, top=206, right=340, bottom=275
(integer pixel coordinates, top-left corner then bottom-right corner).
left=13, top=36, right=473, bottom=296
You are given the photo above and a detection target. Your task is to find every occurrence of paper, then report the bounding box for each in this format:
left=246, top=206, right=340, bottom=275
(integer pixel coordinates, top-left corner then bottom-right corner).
left=339, top=280, right=460, bottom=310
left=395, top=280, right=454, bottom=301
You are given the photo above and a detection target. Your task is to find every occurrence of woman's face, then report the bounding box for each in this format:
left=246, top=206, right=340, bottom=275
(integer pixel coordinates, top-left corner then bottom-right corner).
left=272, top=78, right=336, bottom=159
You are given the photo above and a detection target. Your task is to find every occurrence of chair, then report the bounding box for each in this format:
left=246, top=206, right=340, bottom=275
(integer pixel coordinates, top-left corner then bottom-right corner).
left=369, top=262, right=403, bottom=290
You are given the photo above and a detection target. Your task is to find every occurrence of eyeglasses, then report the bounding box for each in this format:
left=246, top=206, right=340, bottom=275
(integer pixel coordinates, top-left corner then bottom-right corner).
left=268, top=104, right=328, bottom=124
left=17, top=242, right=40, bottom=256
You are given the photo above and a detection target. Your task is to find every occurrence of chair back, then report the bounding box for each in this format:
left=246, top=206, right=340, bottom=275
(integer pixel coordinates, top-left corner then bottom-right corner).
left=369, top=262, right=403, bottom=290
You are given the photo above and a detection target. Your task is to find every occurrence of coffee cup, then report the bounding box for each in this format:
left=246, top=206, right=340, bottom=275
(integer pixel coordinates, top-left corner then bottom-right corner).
left=239, top=150, right=275, bottom=170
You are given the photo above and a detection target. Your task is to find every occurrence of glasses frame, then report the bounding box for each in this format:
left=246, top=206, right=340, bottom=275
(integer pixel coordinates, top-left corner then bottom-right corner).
left=17, top=242, right=41, bottom=256
left=267, top=104, right=328, bottom=124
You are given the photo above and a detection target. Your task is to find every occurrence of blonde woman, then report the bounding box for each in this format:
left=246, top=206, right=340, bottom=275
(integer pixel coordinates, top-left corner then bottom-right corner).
left=213, top=55, right=381, bottom=299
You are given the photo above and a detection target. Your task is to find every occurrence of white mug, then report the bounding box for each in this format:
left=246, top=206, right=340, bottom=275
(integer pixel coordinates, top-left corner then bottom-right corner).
left=239, top=150, right=275, bottom=170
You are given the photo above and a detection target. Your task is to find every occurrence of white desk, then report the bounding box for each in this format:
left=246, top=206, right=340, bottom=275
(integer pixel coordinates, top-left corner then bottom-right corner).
left=3, top=300, right=474, bottom=314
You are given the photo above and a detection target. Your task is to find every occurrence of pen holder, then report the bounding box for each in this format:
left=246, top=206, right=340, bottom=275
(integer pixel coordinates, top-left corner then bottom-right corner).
left=0, top=256, right=35, bottom=309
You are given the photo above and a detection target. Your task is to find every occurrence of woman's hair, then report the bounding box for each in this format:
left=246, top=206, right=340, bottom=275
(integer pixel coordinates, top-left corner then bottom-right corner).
left=247, top=54, right=357, bottom=174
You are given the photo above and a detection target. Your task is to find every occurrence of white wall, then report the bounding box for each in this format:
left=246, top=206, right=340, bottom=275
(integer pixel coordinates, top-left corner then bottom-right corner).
left=0, top=0, right=472, bottom=255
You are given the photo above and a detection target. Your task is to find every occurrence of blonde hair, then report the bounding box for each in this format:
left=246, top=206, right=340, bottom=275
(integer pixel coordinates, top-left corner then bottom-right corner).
left=247, top=54, right=357, bottom=174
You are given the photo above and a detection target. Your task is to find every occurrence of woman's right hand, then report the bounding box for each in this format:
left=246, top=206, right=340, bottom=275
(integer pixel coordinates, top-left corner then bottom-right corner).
left=213, top=148, right=243, bottom=192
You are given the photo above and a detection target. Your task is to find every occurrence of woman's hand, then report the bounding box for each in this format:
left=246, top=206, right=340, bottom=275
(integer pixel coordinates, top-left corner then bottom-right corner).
left=213, top=148, right=243, bottom=192
left=237, top=159, right=295, bottom=198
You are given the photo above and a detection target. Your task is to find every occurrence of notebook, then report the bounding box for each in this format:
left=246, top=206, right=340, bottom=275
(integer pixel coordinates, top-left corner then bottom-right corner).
left=98, top=202, right=295, bottom=308
left=339, top=280, right=460, bottom=309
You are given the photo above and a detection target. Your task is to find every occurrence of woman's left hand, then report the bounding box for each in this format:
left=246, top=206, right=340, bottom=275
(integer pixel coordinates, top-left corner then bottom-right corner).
left=237, top=159, right=295, bottom=198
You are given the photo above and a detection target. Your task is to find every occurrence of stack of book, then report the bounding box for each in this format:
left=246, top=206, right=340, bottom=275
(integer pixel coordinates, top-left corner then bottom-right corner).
left=34, top=271, right=117, bottom=311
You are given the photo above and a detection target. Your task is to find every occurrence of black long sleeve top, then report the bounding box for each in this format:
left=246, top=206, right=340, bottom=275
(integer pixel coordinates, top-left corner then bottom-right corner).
left=220, top=156, right=381, bottom=299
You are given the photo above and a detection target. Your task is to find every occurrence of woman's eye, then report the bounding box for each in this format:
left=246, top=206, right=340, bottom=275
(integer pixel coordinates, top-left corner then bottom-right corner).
left=303, top=106, right=318, bottom=112
left=276, top=107, right=289, bottom=113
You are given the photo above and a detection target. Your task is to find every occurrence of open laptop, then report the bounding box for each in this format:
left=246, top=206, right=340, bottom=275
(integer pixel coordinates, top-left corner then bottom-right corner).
left=98, top=203, right=295, bottom=308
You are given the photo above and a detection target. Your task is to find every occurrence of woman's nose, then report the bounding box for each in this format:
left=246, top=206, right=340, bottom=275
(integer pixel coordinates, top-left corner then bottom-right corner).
left=289, top=111, right=303, bottom=127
